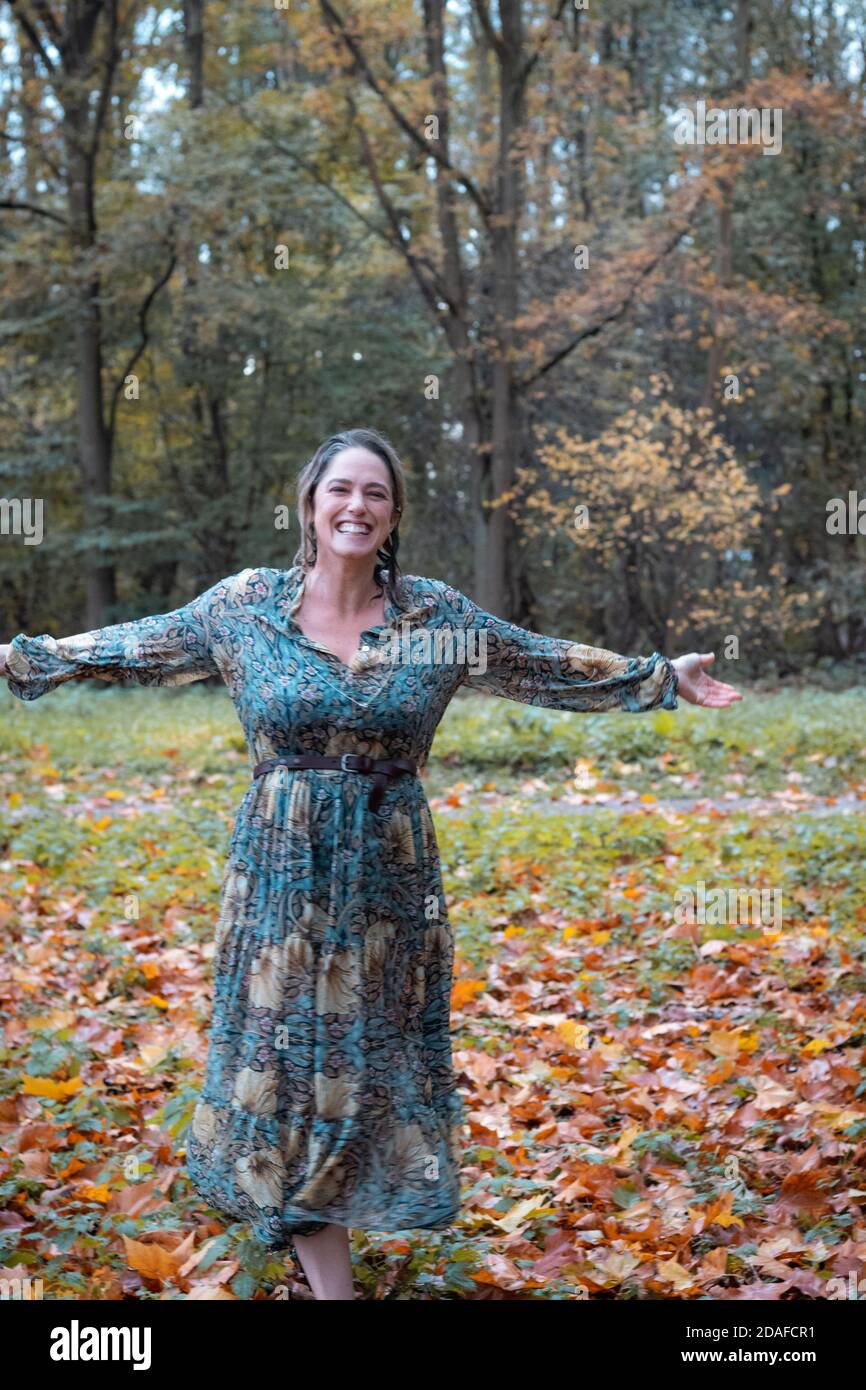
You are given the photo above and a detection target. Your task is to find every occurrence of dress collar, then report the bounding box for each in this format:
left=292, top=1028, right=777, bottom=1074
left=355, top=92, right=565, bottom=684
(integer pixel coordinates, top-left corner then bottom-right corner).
left=276, top=565, right=430, bottom=631
left=266, top=565, right=433, bottom=676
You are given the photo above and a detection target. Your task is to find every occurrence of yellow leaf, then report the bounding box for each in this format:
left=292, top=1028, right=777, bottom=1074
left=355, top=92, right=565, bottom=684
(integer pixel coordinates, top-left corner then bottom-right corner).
left=145, top=994, right=169, bottom=1010
left=21, top=1074, right=83, bottom=1099
left=705, top=1029, right=755, bottom=1058
left=8, top=792, right=22, bottom=808
left=656, top=1258, right=694, bottom=1288
left=590, top=930, right=611, bottom=945
left=705, top=1193, right=744, bottom=1229
left=78, top=1183, right=111, bottom=1203
left=103, top=789, right=125, bottom=801
left=556, top=1020, right=590, bottom=1050
left=139, top=1043, right=170, bottom=1069
left=613, top=1124, right=642, bottom=1157
left=27, top=1009, right=76, bottom=1031
left=494, top=1194, right=555, bottom=1233
left=802, top=1037, right=831, bottom=1055
left=590, top=1249, right=641, bottom=1283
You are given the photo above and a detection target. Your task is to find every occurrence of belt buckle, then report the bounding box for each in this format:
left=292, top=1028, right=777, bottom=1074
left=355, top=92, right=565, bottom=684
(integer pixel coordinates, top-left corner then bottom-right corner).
left=340, top=752, right=369, bottom=772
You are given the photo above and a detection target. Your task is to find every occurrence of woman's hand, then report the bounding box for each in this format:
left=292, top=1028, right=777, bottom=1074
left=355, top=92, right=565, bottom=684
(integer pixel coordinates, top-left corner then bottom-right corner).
left=671, top=652, right=742, bottom=708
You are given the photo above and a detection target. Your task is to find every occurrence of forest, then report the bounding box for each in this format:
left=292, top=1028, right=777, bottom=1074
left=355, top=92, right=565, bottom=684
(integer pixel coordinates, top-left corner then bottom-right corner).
left=0, top=0, right=863, bottom=673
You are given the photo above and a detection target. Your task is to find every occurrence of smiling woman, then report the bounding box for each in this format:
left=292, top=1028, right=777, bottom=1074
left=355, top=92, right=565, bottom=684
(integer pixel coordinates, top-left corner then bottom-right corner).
left=0, top=425, right=740, bottom=1302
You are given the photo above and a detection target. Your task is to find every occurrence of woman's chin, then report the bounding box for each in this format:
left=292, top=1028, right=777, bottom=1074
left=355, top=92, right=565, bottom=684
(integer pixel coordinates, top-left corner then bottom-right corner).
left=327, top=536, right=379, bottom=558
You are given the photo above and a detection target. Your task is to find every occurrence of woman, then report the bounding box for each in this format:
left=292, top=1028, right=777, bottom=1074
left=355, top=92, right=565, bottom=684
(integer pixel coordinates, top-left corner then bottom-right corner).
left=0, top=427, right=740, bottom=1300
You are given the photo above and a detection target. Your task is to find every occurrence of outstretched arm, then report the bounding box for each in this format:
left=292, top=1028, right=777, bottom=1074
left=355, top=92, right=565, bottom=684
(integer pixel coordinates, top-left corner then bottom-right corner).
left=440, top=583, right=740, bottom=712
left=0, top=574, right=240, bottom=702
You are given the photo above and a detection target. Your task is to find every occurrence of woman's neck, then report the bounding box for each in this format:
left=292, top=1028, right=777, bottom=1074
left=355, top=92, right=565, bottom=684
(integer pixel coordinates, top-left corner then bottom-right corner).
left=302, top=562, right=383, bottom=618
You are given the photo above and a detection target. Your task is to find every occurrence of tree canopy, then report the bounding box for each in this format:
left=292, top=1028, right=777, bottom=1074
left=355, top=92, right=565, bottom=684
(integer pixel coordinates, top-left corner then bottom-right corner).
left=1, top=0, right=864, bottom=672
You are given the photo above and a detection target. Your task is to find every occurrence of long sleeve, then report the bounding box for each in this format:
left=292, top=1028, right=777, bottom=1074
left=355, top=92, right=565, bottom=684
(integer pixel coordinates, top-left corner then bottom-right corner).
left=442, top=582, right=679, bottom=714
left=4, top=575, right=232, bottom=702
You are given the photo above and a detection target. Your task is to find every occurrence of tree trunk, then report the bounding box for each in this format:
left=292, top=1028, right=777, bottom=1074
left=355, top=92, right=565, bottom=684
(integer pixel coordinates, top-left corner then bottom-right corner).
left=183, top=0, right=205, bottom=110
left=65, top=96, right=116, bottom=628
left=481, top=0, right=527, bottom=617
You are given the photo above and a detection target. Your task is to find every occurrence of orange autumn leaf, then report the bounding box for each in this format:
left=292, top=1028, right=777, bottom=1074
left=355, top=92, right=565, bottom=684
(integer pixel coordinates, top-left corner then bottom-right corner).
left=77, top=1183, right=111, bottom=1203
left=556, top=1020, right=590, bottom=1050
left=451, top=978, right=485, bottom=1007
left=703, top=1193, right=744, bottom=1229
left=122, top=1236, right=180, bottom=1283
left=58, top=1157, right=88, bottom=1179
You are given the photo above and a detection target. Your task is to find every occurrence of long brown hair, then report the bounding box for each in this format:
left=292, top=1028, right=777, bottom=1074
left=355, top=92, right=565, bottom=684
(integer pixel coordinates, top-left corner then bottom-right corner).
left=291, top=428, right=408, bottom=612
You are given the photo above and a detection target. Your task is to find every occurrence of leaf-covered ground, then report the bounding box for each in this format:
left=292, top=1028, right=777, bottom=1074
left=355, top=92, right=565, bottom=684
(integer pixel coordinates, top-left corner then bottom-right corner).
left=1, top=682, right=865, bottom=1299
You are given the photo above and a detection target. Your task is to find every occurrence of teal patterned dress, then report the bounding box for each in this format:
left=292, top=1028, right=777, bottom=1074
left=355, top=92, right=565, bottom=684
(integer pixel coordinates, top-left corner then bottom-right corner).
left=5, top=566, right=678, bottom=1245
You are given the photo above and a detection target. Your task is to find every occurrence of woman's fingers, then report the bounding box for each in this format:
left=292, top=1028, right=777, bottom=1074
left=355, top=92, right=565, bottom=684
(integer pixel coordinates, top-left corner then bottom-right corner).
left=701, top=690, right=742, bottom=706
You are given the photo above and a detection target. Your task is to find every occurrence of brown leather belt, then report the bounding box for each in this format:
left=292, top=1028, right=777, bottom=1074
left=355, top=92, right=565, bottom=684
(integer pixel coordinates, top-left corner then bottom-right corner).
left=252, top=752, right=418, bottom=812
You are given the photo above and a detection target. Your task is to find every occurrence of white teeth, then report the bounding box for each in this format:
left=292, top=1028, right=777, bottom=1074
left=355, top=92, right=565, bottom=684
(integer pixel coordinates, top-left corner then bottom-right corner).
left=337, top=523, right=371, bottom=533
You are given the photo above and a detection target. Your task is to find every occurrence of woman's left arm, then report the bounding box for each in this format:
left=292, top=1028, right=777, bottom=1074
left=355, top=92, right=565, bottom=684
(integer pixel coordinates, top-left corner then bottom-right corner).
left=440, top=583, right=741, bottom=713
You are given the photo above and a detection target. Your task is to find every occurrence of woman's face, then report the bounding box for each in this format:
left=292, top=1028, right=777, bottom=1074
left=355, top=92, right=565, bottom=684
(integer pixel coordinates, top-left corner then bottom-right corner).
left=310, top=448, right=399, bottom=567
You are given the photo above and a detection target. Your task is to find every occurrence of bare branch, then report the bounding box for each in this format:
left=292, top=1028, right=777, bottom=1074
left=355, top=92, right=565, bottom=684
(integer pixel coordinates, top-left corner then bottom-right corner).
left=0, top=198, right=68, bottom=225
left=521, top=200, right=704, bottom=387
left=0, top=126, right=63, bottom=180
left=471, top=0, right=506, bottom=60
left=319, top=0, right=492, bottom=226
left=346, top=90, right=455, bottom=317
left=519, top=0, right=570, bottom=86
left=87, top=0, right=120, bottom=161
left=33, top=0, right=64, bottom=51
left=108, top=247, right=177, bottom=441
left=226, top=100, right=390, bottom=245
left=8, top=0, right=58, bottom=73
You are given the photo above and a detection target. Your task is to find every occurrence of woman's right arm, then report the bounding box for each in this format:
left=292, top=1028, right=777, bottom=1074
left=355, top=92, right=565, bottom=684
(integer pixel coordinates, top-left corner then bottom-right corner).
left=0, top=571, right=252, bottom=702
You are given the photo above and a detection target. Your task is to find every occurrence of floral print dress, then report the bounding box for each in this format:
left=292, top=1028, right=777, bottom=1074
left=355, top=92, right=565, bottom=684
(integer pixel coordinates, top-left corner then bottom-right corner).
left=5, top=566, right=678, bottom=1245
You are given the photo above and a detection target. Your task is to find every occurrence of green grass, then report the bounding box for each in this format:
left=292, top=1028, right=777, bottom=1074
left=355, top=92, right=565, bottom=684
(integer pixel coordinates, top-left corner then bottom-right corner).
left=3, top=678, right=866, bottom=801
